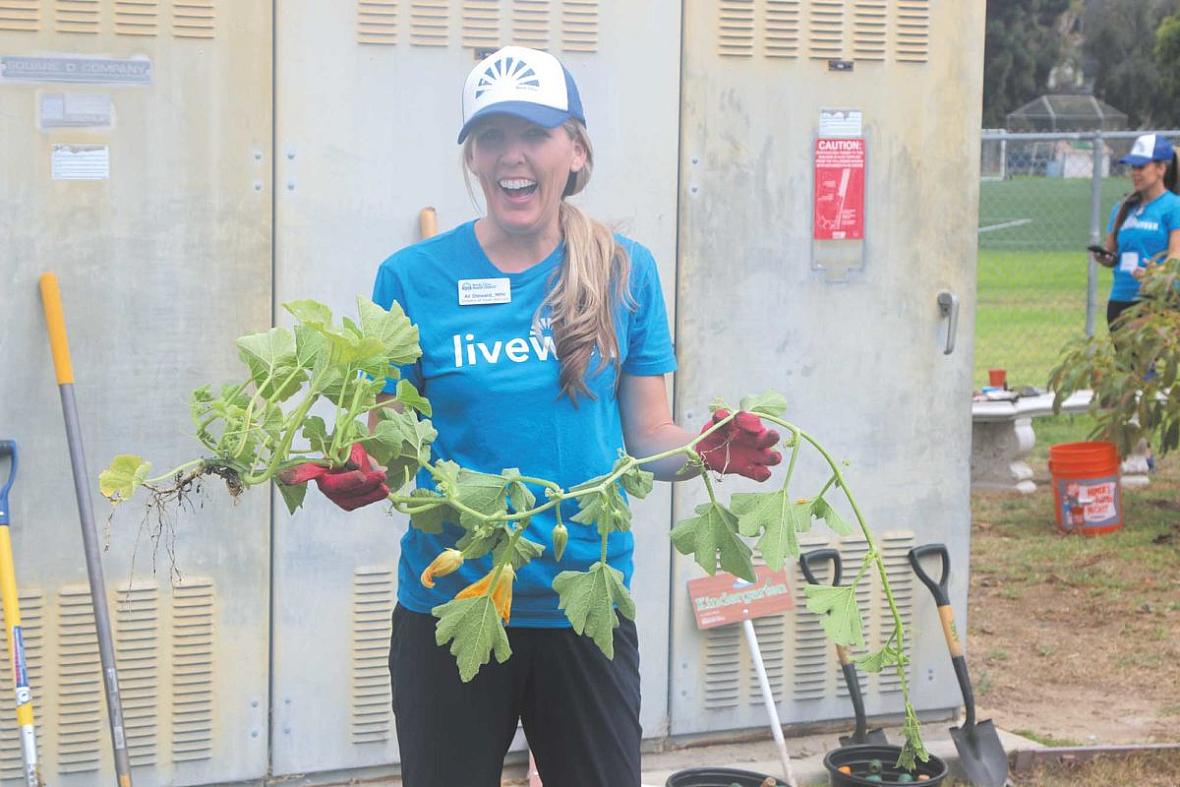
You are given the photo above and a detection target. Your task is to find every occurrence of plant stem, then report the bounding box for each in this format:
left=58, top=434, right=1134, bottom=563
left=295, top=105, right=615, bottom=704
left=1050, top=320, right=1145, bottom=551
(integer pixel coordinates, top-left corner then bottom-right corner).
left=785, top=422, right=913, bottom=722
left=143, top=458, right=207, bottom=485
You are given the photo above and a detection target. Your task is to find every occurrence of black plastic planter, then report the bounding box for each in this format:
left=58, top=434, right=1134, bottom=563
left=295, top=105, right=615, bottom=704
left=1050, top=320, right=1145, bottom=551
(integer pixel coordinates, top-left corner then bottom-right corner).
left=824, top=744, right=948, bottom=785
left=665, top=766, right=786, bottom=786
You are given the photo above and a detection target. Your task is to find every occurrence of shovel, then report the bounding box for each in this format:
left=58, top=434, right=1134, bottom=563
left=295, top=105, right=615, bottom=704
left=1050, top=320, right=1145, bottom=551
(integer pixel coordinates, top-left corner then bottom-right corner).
left=908, top=544, right=1008, bottom=787
left=0, top=441, right=42, bottom=787
left=799, top=549, right=888, bottom=746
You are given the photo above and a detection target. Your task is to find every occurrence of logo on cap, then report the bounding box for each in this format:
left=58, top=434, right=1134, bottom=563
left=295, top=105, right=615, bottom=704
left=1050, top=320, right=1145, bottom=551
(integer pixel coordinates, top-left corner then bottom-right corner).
left=475, top=56, right=540, bottom=99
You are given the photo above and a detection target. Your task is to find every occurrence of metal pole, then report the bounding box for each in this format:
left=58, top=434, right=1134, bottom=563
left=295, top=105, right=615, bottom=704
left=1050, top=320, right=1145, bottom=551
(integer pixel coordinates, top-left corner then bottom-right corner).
left=1087, top=133, right=1103, bottom=337
left=743, top=618, right=797, bottom=787
left=38, top=274, right=134, bottom=787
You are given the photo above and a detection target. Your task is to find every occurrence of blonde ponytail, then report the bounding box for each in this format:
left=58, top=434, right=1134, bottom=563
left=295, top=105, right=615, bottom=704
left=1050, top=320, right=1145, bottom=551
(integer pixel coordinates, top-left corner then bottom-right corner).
left=543, top=121, right=631, bottom=401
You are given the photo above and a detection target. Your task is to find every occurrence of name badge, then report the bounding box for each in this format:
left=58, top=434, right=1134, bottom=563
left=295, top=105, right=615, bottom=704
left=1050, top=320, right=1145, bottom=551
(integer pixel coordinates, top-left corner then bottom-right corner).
left=1119, top=252, right=1140, bottom=273
left=458, top=278, right=511, bottom=306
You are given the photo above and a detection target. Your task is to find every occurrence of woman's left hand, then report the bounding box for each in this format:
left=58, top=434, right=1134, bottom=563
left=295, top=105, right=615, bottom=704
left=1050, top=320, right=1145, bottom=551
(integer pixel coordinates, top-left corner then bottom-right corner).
left=695, top=409, right=783, bottom=482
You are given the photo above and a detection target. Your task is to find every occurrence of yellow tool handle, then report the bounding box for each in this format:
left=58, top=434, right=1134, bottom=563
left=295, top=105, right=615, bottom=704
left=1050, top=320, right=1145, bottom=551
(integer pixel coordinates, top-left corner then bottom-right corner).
left=0, top=528, right=35, bottom=727
left=38, top=273, right=74, bottom=385
left=419, top=207, right=438, bottom=240
left=0, top=530, right=22, bottom=632
left=834, top=643, right=852, bottom=666
left=938, top=604, right=964, bottom=658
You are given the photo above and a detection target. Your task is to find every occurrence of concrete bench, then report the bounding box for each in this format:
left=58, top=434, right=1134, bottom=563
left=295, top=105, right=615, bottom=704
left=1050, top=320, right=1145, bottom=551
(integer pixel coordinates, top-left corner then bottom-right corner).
left=970, top=390, right=1151, bottom=494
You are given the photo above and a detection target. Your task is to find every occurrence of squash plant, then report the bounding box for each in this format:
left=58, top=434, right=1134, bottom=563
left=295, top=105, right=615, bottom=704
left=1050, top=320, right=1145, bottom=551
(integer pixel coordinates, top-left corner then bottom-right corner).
left=100, top=297, right=929, bottom=769
left=1049, top=258, right=1180, bottom=457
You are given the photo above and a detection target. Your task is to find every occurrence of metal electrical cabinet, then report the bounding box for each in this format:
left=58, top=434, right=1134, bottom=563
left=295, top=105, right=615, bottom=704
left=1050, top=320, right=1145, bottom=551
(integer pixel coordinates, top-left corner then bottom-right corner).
left=669, top=0, right=984, bottom=736
left=0, top=2, right=272, bottom=785
left=269, top=0, right=681, bottom=777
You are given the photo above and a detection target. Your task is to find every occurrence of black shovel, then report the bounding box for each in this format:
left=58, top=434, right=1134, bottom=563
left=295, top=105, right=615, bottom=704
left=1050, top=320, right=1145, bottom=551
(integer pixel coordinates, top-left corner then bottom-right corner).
left=909, top=544, right=1008, bottom=787
left=799, top=549, right=888, bottom=746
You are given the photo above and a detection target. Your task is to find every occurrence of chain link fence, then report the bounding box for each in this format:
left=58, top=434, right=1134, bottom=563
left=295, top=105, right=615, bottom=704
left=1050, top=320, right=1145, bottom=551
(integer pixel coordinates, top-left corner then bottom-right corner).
left=975, top=129, right=1180, bottom=390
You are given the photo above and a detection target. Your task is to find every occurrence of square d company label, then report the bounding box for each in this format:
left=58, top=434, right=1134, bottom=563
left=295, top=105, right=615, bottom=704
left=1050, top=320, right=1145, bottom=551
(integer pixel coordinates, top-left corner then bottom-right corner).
left=1, top=55, right=151, bottom=85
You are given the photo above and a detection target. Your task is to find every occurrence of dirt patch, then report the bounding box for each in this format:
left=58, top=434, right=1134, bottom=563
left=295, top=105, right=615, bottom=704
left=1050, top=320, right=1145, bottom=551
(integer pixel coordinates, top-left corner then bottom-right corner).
left=969, top=453, right=1180, bottom=747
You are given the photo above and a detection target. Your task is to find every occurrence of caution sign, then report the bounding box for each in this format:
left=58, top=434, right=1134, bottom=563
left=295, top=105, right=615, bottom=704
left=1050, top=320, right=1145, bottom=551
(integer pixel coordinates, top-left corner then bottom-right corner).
left=813, top=137, right=865, bottom=241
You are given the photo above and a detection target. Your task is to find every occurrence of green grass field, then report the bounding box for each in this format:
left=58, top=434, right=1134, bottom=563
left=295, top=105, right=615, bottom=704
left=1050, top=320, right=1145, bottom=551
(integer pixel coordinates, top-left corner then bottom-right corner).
left=974, top=176, right=1129, bottom=388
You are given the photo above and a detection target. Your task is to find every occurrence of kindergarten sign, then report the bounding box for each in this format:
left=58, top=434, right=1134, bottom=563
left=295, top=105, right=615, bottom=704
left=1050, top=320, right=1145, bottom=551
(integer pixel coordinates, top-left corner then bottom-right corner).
left=687, top=566, right=795, bottom=629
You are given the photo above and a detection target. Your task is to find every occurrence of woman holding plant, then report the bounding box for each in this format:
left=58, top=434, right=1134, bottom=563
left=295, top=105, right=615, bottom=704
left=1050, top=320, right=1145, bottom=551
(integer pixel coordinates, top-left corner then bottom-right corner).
left=284, top=46, right=780, bottom=787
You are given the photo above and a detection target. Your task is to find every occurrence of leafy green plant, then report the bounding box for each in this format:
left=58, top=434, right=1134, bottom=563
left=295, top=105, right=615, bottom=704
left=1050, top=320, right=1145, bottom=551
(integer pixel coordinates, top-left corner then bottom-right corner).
left=1049, top=259, right=1180, bottom=457
left=100, top=298, right=929, bottom=769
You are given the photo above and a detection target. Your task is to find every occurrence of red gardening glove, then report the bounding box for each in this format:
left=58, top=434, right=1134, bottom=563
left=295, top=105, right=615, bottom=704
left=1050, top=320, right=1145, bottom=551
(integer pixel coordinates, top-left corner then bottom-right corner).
left=696, top=409, right=782, bottom=482
left=279, top=443, right=389, bottom=511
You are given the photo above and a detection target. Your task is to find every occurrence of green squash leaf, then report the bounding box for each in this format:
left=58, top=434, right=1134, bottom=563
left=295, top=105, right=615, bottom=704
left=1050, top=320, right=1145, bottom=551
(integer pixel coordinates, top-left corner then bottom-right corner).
left=408, top=489, right=451, bottom=534
left=369, top=409, right=436, bottom=493
left=804, top=583, right=865, bottom=647
left=730, top=489, right=810, bottom=570
left=897, top=702, right=930, bottom=771
left=856, top=645, right=905, bottom=674
left=99, top=455, right=151, bottom=502
left=283, top=299, right=333, bottom=330
left=455, top=524, right=502, bottom=560
left=301, top=416, right=330, bottom=456
left=277, top=479, right=307, bottom=515
left=500, top=468, right=536, bottom=514
left=670, top=501, right=755, bottom=581
left=357, top=297, right=422, bottom=368
left=553, top=562, right=636, bottom=658
left=494, top=531, right=544, bottom=570
left=811, top=496, right=854, bottom=536
left=570, top=481, right=632, bottom=537
left=739, top=390, right=787, bottom=418
left=432, top=595, right=512, bottom=683
left=618, top=459, right=654, bottom=499
left=453, top=469, right=510, bottom=529
left=396, top=378, right=431, bottom=416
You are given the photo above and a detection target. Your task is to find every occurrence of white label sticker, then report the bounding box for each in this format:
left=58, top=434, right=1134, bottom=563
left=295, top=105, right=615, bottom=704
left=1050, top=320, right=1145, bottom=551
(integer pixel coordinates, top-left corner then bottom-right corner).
left=51, top=144, right=108, bottom=180
left=458, top=278, right=511, bottom=305
left=819, top=109, right=863, bottom=136
left=1119, top=251, right=1140, bottom=273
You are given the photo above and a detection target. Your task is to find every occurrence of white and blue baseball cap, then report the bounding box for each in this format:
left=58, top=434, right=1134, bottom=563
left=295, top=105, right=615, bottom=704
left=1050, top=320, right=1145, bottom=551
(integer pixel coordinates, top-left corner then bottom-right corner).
left=1120, top=133, right=1175, bottom=166
left=458, top=45, right=585, bottom=144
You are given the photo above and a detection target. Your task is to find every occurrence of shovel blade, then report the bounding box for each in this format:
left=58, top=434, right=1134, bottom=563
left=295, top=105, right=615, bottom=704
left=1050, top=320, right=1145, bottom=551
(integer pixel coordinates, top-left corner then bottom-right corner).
left=949, top=718, right=1008, bottom=787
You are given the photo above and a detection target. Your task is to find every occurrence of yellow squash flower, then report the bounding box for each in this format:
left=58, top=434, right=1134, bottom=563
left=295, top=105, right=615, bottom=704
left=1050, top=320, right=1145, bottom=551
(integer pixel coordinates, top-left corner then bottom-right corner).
left=420, top=548, right=464, bottom=589
left=456, top=564, right=515, bottom=624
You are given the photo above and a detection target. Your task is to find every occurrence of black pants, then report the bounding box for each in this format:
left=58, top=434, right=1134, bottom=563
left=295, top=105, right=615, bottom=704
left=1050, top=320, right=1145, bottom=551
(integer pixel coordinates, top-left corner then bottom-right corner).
left=389, top=604, right=642, bottom=787
left=1107, top=298, right=1139, bottom=331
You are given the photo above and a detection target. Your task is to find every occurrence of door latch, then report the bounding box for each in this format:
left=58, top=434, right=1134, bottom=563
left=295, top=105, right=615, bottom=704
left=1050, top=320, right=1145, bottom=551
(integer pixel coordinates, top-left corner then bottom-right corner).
left=937, top=291, right=959, bottom=355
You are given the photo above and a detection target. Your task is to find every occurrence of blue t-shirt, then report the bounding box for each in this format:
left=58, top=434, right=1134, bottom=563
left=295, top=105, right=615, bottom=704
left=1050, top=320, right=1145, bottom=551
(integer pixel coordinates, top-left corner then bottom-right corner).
left=1106, top=190, right=1180, bottom=302
left=372, top=220, right=677, bottom=627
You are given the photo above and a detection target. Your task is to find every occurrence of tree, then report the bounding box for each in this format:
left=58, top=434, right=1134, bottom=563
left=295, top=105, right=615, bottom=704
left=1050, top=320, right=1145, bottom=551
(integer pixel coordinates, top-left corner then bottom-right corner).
left=1050, top=260, right=1180, bottom=459
left=983, top=0, right=1072, bottom=128
left=1083, top=0, right=1180, bottom=128
left=1155, top=11, right=1180, bottom=119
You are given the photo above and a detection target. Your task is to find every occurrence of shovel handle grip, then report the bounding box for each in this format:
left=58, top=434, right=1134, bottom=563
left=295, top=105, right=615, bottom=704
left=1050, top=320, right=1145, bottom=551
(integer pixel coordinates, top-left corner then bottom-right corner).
left=38, top=273, right=75, bottom=386
left=908, top=543, right=950, bottom=606
left=0, top=441, right=14, bottom=525
left=799, top=548, right=842, bottom=587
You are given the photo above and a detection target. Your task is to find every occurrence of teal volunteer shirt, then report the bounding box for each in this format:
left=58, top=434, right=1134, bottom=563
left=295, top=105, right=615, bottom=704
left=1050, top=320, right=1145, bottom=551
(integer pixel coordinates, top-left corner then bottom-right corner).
left=372, top=220, right=677, bottom=626
left=1107, top=190, right=1180, bottom=302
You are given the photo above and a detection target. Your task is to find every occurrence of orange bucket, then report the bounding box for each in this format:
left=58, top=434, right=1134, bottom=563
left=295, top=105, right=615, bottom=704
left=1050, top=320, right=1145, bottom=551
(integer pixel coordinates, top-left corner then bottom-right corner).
left=1048, top=441, right=1122, bottom=536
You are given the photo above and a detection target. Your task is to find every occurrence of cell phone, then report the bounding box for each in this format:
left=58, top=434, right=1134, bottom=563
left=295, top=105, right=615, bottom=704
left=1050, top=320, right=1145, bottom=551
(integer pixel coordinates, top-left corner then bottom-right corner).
left=1087, top=244, right=1115, bottom=261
